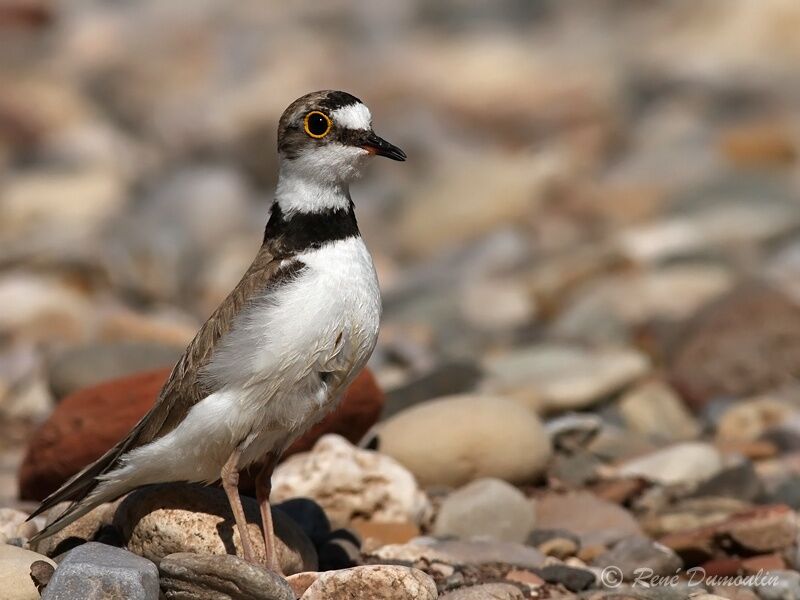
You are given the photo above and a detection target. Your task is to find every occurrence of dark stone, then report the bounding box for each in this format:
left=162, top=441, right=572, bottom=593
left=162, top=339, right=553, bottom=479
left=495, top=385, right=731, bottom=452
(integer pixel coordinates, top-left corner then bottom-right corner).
left=381, top=361, right=484, bottom=420
left=534, top=564, right=595, bottom=592
left=692, top=461, right=763, bottom=501
left=274, top=498, right=330, bottom=545
left=318, top=538, right=362, bottom=571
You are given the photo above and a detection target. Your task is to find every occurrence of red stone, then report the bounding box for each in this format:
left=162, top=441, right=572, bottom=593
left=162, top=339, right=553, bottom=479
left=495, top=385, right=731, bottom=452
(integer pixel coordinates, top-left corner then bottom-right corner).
left=18, top=367, right=384, bottom=501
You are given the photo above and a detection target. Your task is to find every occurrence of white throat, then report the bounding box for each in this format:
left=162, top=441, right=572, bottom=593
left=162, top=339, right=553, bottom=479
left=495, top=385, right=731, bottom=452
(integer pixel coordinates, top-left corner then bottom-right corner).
left=275, top=163, right=351, bottom=216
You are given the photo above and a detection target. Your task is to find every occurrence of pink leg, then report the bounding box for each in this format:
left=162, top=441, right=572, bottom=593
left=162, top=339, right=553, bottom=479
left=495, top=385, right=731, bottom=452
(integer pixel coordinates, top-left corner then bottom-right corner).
left=255, top=452, right=282, bottom=572
left=221, top=449, right=258, bottom=564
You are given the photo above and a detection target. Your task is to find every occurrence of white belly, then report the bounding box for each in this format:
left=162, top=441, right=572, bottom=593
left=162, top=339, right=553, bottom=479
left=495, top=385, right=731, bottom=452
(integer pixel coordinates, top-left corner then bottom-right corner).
left=110, top=237, right=381, bottom=485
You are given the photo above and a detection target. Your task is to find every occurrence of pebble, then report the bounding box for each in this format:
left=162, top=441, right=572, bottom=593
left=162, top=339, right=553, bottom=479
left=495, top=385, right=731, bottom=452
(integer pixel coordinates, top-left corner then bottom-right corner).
left=617, top=380, right=700, bottom=443
left=271, top=434, right=431, bottom=528
left=757, top=570, right=800, bottom=600
left=483, top=344, right=649, bottom=412
left=669, top=284, right=800, bottom=410
left=592, top=536, right=682, bottom=579
left=433, top=478, right=536, bottom=543
left=32, top=501, right=118, bottom=557
left=616, top=442, right=723, bottom=486
left=300, top=565, right=437, bottom=600
left=158, top=552, right=294, bottom=600
left=376, top=395, right=552, bottom=487
left=535, top=564, right=595, bottom=592
left=41, top=542, right=157, bottom=600
left=381, top=361, right=484, bottom=420
left=370, top=538, right=545, bottom=570
left=715, top=396, right=794, bottom=443
left=114, top=483, right=317, bottom=574
left=535, top=491, right=643, bottom=547
left=440, top=583, right=524, bottom=599
left=0, top=544, right=56, bottom=600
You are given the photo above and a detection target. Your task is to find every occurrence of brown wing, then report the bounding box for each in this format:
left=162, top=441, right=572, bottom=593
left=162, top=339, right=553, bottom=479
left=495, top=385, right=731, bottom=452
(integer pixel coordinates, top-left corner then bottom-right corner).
left=28, top=244, right=300, bottom=525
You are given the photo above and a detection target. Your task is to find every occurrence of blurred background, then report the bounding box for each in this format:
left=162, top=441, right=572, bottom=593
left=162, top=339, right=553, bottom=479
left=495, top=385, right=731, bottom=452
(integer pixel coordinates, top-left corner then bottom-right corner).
left=2, top=0, right=800, bottom=524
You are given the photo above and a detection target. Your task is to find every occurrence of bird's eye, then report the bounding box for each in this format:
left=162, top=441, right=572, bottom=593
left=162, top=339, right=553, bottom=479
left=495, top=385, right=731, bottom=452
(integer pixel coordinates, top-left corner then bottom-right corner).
left=304, top=111, right=332, bottom=139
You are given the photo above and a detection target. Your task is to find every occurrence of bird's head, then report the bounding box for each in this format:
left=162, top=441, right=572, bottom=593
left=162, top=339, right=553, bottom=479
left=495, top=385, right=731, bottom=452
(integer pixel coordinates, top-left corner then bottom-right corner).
left=277, top=90, right=406, bottom=185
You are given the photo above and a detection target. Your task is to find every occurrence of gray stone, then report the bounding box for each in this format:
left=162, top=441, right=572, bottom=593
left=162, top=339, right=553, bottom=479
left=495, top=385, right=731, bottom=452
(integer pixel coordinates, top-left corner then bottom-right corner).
left=382, top=361, right=484, bottom=420
left=757, top=570, right=800, bottom=600
left=592, top=536, right=682, bottom=580
left=42, top=542, right=158, bottom=600
left=483, top=343, right=649, bottom=412
left=47, top=341, right=182, bottom=399
left=433, top=478, right=536, bottom=543
left=692, top=461, right=763, bottom=501
left=159, top=552, right=294, bottom=600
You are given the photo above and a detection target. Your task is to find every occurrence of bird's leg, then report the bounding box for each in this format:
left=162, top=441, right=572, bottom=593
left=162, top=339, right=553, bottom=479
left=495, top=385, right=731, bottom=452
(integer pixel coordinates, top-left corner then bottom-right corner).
left=255, top=451, right=281, bottom=572
left=221, top=449, right=258, bottom=564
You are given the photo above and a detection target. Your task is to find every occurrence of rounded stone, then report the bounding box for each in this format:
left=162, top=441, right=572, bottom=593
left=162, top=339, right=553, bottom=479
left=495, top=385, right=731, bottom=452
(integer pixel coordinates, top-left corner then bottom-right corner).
left=300, top=565, right=437, bottom=600
left=0, top=544, right=56, bottom=600
left=433, top=478, right=535, bottom=543
left=271, top=435, right=431, bottom=528
left=113, top=483, right=317, bottom=575
left=377, top=395, right=552, bottom=488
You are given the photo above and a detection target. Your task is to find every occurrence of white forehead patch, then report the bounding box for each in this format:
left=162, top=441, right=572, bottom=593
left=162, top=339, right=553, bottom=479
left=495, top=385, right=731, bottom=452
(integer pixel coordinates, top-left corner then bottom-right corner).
left=331, top=103, right=372, bottom=131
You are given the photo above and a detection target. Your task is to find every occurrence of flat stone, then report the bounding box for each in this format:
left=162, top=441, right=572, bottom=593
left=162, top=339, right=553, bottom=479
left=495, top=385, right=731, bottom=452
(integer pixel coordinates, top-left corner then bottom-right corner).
left=535, top=491, right=642, bottom=547
left=382, top=361, right=484, bottom=420
left=616, top=442, right=723, bottom=486
left=114, top=483, right=317, bottom=575
left=483, top=344, right=649, bottom=412
left=370, top=538, right=545, bottom=570
left=376, top=395, right=551, bottom=488
left=41, top=542, right=158, bottom=600
left=535, top=564, right=595, bottom=592
left=300, top=564, right=437, bottom=599
left=433, top=478, right=536, bottom=543
left=0, top=544, right=56, bottom=600
left=159, top=552, right=294, bottom=600
left=441, top=582, right=524, bottom=599
left=592, top=536, right=682, bottom=580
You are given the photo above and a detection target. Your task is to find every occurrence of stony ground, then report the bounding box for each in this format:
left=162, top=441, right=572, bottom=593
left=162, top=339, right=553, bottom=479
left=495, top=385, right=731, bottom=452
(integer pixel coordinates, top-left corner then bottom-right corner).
left=2, top=1, right=800, bottom=599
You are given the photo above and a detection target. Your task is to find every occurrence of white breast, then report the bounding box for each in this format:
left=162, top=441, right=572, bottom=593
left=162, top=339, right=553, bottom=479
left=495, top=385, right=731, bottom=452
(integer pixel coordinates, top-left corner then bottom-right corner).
left=106, top=236, right=382, bottom=486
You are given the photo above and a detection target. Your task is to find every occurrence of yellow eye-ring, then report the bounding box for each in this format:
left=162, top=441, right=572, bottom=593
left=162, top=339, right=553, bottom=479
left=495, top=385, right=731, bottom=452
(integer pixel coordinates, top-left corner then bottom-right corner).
left=304, top=111, right=332, bottom=139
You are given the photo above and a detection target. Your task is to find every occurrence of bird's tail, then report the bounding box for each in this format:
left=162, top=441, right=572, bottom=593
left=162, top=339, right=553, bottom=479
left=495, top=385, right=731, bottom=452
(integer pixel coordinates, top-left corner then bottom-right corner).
left=27, top=434, right=139, bottom=544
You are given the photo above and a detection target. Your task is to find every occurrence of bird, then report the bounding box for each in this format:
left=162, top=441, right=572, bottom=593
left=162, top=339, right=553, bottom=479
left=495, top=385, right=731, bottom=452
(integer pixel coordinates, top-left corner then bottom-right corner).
left=28, top=90, right=406, bottom=572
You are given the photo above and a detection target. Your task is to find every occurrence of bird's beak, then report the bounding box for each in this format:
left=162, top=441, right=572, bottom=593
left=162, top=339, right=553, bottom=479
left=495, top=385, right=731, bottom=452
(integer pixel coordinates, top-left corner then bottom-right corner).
left=361, top=131, right=407, bottom=161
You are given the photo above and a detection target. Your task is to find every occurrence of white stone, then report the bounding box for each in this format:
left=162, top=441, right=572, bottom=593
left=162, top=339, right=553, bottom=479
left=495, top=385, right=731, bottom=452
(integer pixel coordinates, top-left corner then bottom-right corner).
left=271, top=435, right=431, bottom=528
left=0, top=544, right=56, bottom=600
left=300, top=565, right=437, bottom=600
left=617, top=442, right=723, bottom=485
